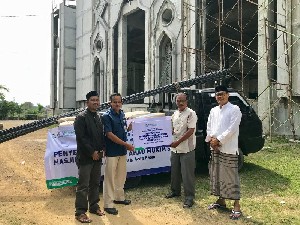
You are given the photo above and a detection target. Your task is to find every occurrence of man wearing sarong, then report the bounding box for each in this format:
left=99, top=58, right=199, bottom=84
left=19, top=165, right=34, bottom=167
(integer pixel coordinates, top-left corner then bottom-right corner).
left=205, top=85, right=243, bottom=220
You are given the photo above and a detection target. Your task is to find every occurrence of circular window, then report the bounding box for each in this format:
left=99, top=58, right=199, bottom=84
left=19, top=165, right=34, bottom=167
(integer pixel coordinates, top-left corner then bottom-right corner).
left=96, top=39, right=103, bottom=52
left=162, top=8, right=173, bottom=25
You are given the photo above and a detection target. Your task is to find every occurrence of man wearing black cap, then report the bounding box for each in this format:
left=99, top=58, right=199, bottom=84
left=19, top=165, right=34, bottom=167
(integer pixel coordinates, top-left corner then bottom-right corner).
left=74, top=91, right=105, bottom=223
left=205, top=85, right=243, bottom=220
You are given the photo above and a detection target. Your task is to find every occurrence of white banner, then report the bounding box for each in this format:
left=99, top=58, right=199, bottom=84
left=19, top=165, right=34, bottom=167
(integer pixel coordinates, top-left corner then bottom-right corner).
left=126, top=116, right=172, bottom=172
left=44, top=116, right=172, bottom=189
left=44, top=126, right=78, bottom=189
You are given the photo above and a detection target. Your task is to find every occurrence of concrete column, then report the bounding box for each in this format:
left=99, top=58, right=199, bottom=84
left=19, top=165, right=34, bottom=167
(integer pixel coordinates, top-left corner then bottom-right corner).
left=196, top=0, right=206, bottom=77
left=118, top=16, right=127, bottom=97
left=257, top=0, right=271, bottom=135
left=292, top=0, right=300, bottom=95
left=276, top=0, right=291, bottom=97
left=144, top=10, right=150, bottom=103
left=107, top=29, right=114, bottom=98
left=50, top=12, right=58, bottom=109
left=188, top=0, right=196, bottom=80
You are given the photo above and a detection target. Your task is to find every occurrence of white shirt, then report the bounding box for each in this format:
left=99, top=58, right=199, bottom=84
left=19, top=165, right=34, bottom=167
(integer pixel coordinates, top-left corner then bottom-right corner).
left=205, top=102, right=242, bottom=155
left=171, top=107, right=198, bottom=153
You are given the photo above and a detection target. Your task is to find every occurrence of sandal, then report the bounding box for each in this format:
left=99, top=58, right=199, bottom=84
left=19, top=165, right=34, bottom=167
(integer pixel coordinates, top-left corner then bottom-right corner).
left=75, top=214, right=92, bottom=223
left=208, top=203, right=226, bottom=210
left=90, top=209, right=105, bottom=216
left=230, top=210, right=242, bottom=220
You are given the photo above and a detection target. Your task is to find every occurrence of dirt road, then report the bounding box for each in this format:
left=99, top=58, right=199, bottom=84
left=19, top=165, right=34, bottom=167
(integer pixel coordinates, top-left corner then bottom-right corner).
left=0, top=120, right=246, bottom=225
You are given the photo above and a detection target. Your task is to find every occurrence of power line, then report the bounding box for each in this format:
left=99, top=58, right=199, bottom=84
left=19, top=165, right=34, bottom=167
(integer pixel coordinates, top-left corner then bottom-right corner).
left=0, top=15, right=38, bottom=18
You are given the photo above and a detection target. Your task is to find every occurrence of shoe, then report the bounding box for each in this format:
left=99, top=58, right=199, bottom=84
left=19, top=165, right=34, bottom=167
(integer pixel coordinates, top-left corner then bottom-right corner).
left=89, top=209, right=105, bottom=216
left=104, top=208, right=118, bottom=215
left=208, top=202, right=227, bottom=210
left=229, top=209, right=242, bottom=220
left=75, top=213, right=92, bottom=223
left=183, top=199, right=194, bottom=208
left=165, top=192, right=180, bottom=199
left=113, top=199, right=131, bottom=205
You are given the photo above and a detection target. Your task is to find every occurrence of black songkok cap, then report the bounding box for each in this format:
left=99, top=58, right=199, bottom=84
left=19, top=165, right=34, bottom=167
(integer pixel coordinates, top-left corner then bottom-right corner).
left=86, top=91, right=99, bottom=100
left=215, top=85, right=228, bottom=93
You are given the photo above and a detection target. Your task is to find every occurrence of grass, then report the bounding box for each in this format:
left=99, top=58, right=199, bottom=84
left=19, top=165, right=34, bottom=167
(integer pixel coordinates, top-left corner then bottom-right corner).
left=239, top=137, right=300, bottom=224
left=126, top=137, right=300, bottom=225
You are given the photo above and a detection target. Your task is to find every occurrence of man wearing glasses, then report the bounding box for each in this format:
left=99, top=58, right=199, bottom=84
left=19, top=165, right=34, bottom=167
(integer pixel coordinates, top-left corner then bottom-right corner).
left=206, top=85, right=243, bottom=220
left=102, top=93, right=134, bottom=215
left=165, top=92, right=198, bottom=208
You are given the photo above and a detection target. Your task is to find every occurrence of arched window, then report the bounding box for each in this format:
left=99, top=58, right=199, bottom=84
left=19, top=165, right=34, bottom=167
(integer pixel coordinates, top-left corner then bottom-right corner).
left=160, top=35, right=172, bottom=86
left=94, top=58, right=100, bottom=94
left=94, top=58, right=106, bottom=102
left=159, top=35, right=172, bottom=104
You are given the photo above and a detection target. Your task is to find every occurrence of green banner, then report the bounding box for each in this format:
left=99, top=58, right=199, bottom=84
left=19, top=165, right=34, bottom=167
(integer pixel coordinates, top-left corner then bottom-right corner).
left=46, top=176, right=78, bottom=189
left=135, top=147, right=145, bottom=151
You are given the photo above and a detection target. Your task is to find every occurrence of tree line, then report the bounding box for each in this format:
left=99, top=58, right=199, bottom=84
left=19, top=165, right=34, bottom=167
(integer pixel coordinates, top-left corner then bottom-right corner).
left=0, top=85, right=47, bottom=120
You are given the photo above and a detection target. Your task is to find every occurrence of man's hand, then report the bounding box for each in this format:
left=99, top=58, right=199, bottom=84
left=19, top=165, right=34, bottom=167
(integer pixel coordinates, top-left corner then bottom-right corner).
left=92, top=151, right=100, bottom=160
left=98, top=151, right=104, bottom=158
left=170, top=140, right=180, bottom=148
left=127, top=122, right=133, bottom=131
left=125, top=143, right=134, bottom=151
left=210, top=138, right=220, bottom=152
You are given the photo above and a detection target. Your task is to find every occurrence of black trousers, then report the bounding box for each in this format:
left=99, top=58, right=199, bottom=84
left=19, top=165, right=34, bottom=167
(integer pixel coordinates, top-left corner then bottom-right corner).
left=75, top=161, right=102, bottom=216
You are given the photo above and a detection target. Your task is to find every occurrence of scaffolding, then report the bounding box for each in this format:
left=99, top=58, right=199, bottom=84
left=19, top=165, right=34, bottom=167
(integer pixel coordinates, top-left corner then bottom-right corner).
left=181, top=0, right=300, bottom=138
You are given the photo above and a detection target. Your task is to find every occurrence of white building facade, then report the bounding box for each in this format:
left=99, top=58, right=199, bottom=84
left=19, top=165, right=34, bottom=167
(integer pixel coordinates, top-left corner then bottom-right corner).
left=51, top=0, right=202, bottom=109
left=51, top=0, right=300, bottom=137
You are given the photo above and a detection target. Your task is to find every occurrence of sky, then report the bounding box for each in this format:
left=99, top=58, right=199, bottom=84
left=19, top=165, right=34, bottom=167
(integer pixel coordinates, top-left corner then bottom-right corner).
left=0, top=0, right=60, bottom=106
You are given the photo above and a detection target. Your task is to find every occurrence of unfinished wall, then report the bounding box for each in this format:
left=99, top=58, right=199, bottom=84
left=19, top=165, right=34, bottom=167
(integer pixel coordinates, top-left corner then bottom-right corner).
left=75, top=0, right=93, bottom=106
left=58, top=4, right=76, bottom=109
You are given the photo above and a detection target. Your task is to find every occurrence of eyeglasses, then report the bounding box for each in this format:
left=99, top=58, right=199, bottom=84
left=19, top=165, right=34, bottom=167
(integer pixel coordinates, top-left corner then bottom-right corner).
left=176, top=99, right=187, bottom=103
left=215, top=91, right=227, bottom=96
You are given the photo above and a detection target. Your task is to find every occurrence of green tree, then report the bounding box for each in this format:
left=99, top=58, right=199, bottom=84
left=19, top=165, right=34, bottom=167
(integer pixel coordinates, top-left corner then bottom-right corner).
left=0, top=100, right=10, bottom=119
left=15, top=104, right=23, bottom=119
left=0, top=85, right=9, bottom=100
left=0, top=101, right=23, bottom=120
left=37, top=103, right=44, bottom=113
left=7, top=101, right=23, bottom=119
left=25, top=108, right=38, bottom=120
left=21, top=102, right=34, bottom=110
